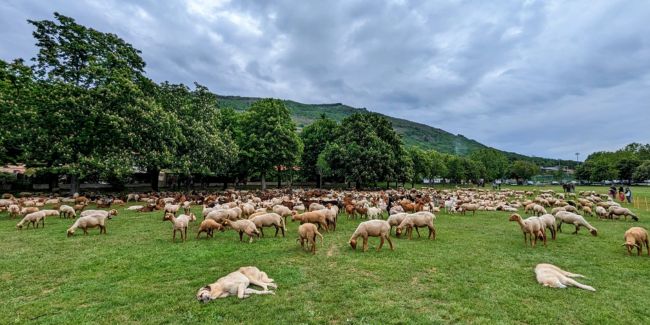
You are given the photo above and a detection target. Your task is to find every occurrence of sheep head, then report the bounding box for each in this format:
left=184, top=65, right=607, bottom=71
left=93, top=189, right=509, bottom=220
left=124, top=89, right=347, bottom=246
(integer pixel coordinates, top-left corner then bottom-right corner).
left=349, top=239, right=357, bottom=250
left=590, top=229, right=598, bottom=237
left=508, top=214, right=521, bottom=222
left=67, top=228, right=75, bottom=237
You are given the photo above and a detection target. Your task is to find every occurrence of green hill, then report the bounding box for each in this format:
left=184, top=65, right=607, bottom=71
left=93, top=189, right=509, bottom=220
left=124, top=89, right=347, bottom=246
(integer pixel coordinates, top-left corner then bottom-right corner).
left=217, top=95, right=574, bottom=167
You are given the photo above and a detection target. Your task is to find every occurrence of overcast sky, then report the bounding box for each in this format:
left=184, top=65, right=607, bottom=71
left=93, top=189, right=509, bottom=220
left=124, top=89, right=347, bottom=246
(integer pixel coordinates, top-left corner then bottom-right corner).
left=2, top=0, right=649, bottom=160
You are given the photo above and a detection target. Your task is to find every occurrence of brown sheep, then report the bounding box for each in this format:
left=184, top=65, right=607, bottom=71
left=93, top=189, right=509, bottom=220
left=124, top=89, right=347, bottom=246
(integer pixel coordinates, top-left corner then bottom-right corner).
left=250, top=213, right=286, bottom=237
left=509, top=214, right=546, bottom=247
left=297, top=223, right=324, bottom=254
left=223, top=219, right=260, bottom=243
left=196, top=219, right=224, bottom=239
left=291, top=210, right=329, bottom=232
left=349, top=220, right=393, bottom=252
left=395, top=212, right=436, bottom=240
left=622, top=227, right=649, bottom=256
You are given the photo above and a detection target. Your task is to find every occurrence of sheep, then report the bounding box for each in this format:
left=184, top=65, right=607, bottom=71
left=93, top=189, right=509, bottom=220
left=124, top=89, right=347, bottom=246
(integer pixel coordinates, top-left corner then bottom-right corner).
left=389, top=205, right=405, bottom=215
left=196, top=219, right=224, bottom=239
left=196, top=266, right=276, bottom=302
left=8, top=204, right=20, bottom=218
left=366, top=206, right=384, bottom=220
left=534, top=263, right=595, bottom=291
left=81, top=209, right=118, bottom=218
left=533, top=204, right=547, bottom=216
left=164, top=204, right=181, bottom=217
left=622, top=227, right=649, bottom=256
left=395, top=212, right=436, bottom=240
left=59, top=205, right=77, bottom=219
left=41, top=209, right=60, bottom=218
left=538, top=214, right=557, bottom=240
left=508, top=213, right=546, bottom=247
left=67, top=213, right=111, bottom=237
left=223, top=219, right=260, bottom=243
left=73, top=203, right=87, bottom=214
left=458, top=203, right=478, bottom=215
left=126, top=205, right=144, bottom=211
left=581, top=206, right=594, bottom=217
left=182, top=201, right=192, bottom=215
left=297, top=223, right=324, bottom=254
left=555, top=211, right=598, bottom=236
left=272, top=204, right=293, bottom=223
left=16, top=211, right=46, bottom=230
left=608, top=207, right=639, bottom=221
left=291, top=210, right=329, bottom=232
left=250, top=213, right=286, bottom=237
left=595, top=206, right=608, bottom=219
left=387, top=212, right=409, bottom=236
left=162, top=213, right=196, bottom=242
left=348, top=220, right=393, bottom=252
left=309, top=203, right=326, bottom=211
left=20, top=207, right=39, bottom=216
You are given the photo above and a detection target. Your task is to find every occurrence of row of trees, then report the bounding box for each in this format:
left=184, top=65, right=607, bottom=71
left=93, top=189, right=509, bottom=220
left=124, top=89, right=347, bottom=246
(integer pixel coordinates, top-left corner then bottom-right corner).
left=576, top=143, right=650, bottom=183
left=1, top=13, right=543, bottom=192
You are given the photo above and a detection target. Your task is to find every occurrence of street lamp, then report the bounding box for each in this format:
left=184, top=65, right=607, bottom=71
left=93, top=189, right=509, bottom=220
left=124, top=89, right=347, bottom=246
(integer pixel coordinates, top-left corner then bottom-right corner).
left=575, top=152, right=579, bottom=163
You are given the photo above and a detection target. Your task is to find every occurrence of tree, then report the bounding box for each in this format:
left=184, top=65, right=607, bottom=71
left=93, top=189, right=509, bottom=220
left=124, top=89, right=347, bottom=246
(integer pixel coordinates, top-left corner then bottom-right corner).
left=616, top=158, right=641, bottom=184
left=446, top=156, right=466, bottom=183
left=239, top=99, right=302, bottom=190
left=632, top=160, right=650, bottom=182
left=300, top=115, right=337, bottom=187
left=469, top=149, right=508, bottom=181
left=509, top=160, right=539, bottom=183
left=407, top=147, right=432, bottom=188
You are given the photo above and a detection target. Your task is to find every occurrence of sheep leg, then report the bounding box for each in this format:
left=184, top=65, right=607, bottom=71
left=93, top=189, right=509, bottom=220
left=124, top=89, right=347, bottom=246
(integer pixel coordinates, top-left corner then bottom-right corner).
left=414, top=226, right=421, bottom=238
left=385, top=234, right=394, bottom=250
left=557, top=221, right=563, bottom=233
left=378, top=236, right=384, bottom=251
left=362, top=236, right=369, bottom=252
left=428, top=225, right=436, bottom=240
left=83, top=228, right=88, bottom=235
left=196, top=230, right=202, bottom=239
left=572, top=224, right=580, bottom=235
left=274, top=226, right=279, bottom=237
left=239, top=231, right=244, bottom=242
left=172, top=229, right=176, bottom=242
left=184, top=227, right=187, bottom=241
left=41, top=218, right=45, bottom=228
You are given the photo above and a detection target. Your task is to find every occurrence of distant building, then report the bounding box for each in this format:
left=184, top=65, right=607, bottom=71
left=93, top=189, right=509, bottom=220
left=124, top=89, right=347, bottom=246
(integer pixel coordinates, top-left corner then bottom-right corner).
left=0, top=164, right=26, bottom=174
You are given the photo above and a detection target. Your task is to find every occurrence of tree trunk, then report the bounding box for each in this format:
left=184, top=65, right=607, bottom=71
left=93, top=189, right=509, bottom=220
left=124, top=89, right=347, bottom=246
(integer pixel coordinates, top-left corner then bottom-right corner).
left=149, top=168, right=160, bottom=192
left=278, top=170, right=282, bottom=188
left=317, top=174, right=322, bottom=189
left=261, top=172, right=267, bottom=190
left=69, top=174, right=80, bottom=195
left=48, top=172, right=59, bottom=192
left=223, top=180, right=228, bottom=190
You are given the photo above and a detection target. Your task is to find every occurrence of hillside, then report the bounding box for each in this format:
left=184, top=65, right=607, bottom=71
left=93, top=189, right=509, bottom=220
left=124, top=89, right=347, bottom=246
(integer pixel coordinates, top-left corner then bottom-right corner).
left=217, top=95, right=573, bottom=166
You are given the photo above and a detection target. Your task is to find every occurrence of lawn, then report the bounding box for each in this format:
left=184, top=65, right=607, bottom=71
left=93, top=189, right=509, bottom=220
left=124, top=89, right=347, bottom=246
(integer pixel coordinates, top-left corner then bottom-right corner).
left=1, top=186, right=650, bottom=324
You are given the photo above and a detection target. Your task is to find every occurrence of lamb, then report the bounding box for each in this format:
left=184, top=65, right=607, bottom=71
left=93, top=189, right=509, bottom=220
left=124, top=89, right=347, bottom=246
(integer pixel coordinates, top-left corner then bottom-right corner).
left=608, top=207, right=639, bottom=221
left=196, top=219, right=224, bottom=239
left=534, top=263, right=595, bottom=291
left=555, top=211, right=598, bottom=236
left=162, top=213, right=197, bottom=242
left=8, top=204, right=20, bottom=218
left=348, top=220, right=394, bottom=252
left=595, top=206, right=608, bottom=219
left=67, top=213, right=111, bottom=237
left=622, top=227, right=649, bottom=256
left=297, top=223, right=324, bottom=254
left=538, top=214, right=557, bottom=240
left=508, top=214, right=546, bottom=247
left=291, top=210, right=329, bottom=232
left=59, top=205, right=77, bottom=219
left=16, top=211, right=46, bottom=229
left=223, top=219, right=260, bottom=243
left=182, top=201, right=192, bottom=215
left=366, top=206, right=384, bottom=220
left=250, top=213, right=286, bottom=237
left=395, top=212, right=436, bottom=240
left=196, top=266, right=276, bottom=302
left=81, top=209, right=118, bottom=218
left=387, top=212, right=409, bottom=236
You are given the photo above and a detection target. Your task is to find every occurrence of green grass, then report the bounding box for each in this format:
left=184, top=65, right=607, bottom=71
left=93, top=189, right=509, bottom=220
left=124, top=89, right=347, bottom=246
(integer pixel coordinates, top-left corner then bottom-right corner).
left=2, top=187, right=650, bottom=324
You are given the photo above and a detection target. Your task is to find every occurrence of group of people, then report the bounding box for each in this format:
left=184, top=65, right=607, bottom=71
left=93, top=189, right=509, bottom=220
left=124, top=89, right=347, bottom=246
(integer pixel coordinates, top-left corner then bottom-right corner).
left=609, top=186, right=633, bottom=203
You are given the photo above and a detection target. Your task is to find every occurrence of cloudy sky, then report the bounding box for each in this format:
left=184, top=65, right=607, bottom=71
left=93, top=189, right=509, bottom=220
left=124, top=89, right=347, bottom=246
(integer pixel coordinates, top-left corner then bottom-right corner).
left=2, top=0, right=649, bottom=160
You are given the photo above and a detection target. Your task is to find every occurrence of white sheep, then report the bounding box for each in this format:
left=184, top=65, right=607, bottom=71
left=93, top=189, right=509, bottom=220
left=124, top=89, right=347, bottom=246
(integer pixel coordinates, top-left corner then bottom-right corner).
left=608, top=207, right=639, bottom=221
left=508, top=213, right=546, bottom=247
left=348, top=220, right=393, bottom=252
left=67, top=213, right=111, bottom=237
left=59, top=205, right=77, bottom=218
left=16, top=211, right=46, bottom=229
left=555, top=211, right=597, bottom=236
left=163, top=213, right=196, bottom=242
left=81, top=209, right=118, bottom=218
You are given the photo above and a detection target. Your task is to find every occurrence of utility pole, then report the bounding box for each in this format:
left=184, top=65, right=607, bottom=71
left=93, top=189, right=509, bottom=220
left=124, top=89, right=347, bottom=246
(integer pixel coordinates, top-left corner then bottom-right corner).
left=575, top=152, right=580, bottom=183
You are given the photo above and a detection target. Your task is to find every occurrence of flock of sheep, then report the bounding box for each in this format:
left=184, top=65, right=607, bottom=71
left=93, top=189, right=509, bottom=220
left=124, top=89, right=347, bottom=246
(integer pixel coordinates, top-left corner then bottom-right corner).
left=1, top=186, right=647, bottom=297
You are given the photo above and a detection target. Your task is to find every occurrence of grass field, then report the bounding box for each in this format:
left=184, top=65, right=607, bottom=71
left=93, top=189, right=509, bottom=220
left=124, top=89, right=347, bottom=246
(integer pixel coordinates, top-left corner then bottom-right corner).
left=2, top=186, right=650, bottom=324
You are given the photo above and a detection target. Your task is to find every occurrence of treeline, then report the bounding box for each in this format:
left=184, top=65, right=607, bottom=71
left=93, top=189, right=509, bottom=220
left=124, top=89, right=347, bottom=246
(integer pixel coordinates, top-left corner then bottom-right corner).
left=576, top=143, right=650, bottom=183
left=0, top=13, right=540, bottom=191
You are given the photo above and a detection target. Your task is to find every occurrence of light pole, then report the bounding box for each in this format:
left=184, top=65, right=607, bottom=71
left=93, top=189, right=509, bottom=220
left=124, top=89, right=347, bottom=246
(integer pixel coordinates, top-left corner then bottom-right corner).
left=575, top=152, right=580, bottom=184
left=575, top=152, right=579, bottom=163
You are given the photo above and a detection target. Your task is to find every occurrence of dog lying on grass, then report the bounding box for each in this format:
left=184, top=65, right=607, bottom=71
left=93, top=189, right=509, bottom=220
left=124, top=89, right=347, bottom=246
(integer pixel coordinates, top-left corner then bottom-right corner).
left=534, top=263, right=595, bottom=291
left=196, top=266, right=277, bottom=302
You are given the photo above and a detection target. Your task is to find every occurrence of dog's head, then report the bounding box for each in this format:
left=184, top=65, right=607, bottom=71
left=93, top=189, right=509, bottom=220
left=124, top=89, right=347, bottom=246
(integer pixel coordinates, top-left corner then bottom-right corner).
left=196, top=285, right=213, bottom=303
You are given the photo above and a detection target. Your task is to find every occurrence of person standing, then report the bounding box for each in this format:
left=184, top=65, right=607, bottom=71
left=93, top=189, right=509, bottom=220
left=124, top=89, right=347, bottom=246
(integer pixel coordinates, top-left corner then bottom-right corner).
left=618, top=186, right=625, bottom=202
left=609, top=186, right=617, bottom=199
left=625, top=187, right=633, bottom=204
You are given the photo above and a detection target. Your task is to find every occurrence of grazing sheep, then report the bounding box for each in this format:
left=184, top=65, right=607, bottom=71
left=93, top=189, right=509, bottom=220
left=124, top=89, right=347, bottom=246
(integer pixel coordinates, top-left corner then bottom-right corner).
left=387, top=212, right=409, bottom=236
left=595, top=206, right=608, bottom=219
left=81, top=209, right=118, bottom=218
left=164, top=204, right=181, bottom=217
left=395, top=212, right=436, bottom=240
left=534, top=263, right=595, bottom=291
left=533, top=204, right=547, bottom=216
left=250, top=213, right=286, bottom=237
left=20, top=207, right=39, bottom=216
left=196, top=219, right=224, bottom=239
left=538, top=214, right=557, bottom=240
left=41, top=209, right=60, bottom=217
left=390, top=205, right=405, bottom=215
left=309, top=203, right=326, bottom=212
left=508, top=214, right=546, bottom=247
left=272, top=204, right=293, bottom=223
left=366, top=206, right=383, bottom=220
left=59, top=205, right=77, bottom=219
left=16, top=211, right=46, bottom=229
left=608, top=207, right=639, bottom=221
left=291, top=210, right=329, bottom=232
left=581, top=206, right=594, bottom=217
left=297, top=223, right=324, bottom=254
left=223, top=219, right=260, bottom=243
left=162, top=213, right=196, bottom=242
left=458, top=203, right=478, bottom=215
left=67, top=213, right=111, bottom=237
left=555, top=211, right=598, bottom=236
left=622, top=227, right=649, bottom=256
left=126, top=205, right=144, bottom=211
left=349, top=220, right=393, bottom=252
left=73, top=203, right=87, bottom=214
left=196, top=266, right=276, bottom=302
left=8, top=204, right=20, bottom=218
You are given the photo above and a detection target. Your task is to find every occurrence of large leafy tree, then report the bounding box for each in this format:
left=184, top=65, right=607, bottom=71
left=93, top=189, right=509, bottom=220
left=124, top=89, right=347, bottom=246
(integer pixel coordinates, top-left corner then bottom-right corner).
left=632, top=160, right=650, bottom=182
left=509, top=160, right=539, bottom=183
left=239, top=99, right=301, bottom=190
left=407, top=147, right=432, bottom=188
left=470, top=148, right=508, bottom=181
left=300, top=115, right=337, bottom=187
